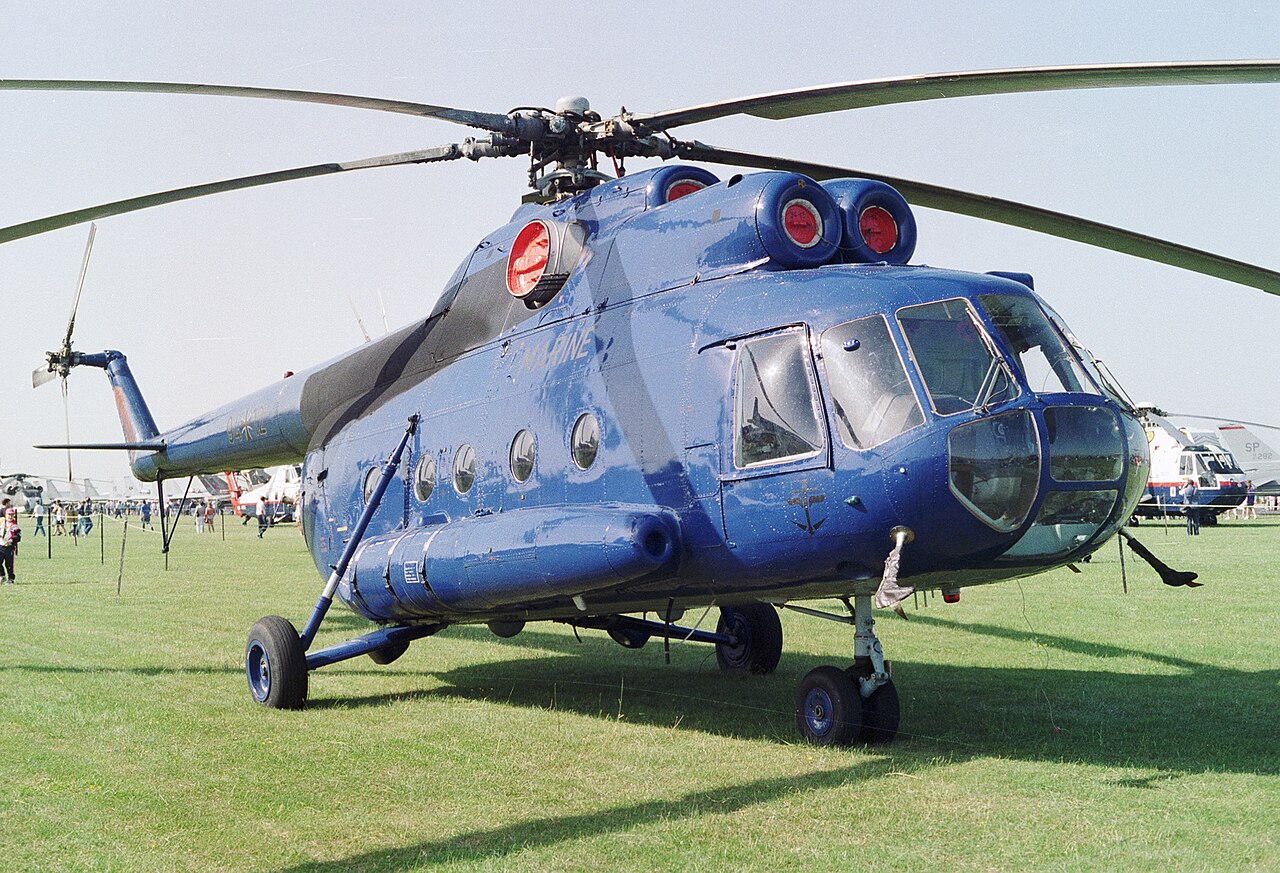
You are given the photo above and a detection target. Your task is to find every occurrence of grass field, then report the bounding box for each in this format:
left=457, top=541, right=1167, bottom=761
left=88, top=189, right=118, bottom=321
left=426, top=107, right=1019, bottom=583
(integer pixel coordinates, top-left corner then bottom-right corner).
left=1, top=512, right=1276, bottom=872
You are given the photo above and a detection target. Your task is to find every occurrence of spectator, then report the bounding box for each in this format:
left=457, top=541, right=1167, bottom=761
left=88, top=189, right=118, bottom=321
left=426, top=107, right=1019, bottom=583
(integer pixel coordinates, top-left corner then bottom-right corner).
left=0, top=500, right=19, bottom=583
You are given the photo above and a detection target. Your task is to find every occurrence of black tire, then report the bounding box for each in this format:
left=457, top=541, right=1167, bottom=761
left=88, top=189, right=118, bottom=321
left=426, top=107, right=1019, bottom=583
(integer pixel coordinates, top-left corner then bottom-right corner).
left=245, top=616, right=307, bottom=709
left=847, top=660, right=901, bottom=744
left=795, top=665, right=861, bottom=746
left=715, top=603, right=783, bottom=674
left=860, top=677, right=901, bottom=744
left=368, top=640, right=410, bottom=665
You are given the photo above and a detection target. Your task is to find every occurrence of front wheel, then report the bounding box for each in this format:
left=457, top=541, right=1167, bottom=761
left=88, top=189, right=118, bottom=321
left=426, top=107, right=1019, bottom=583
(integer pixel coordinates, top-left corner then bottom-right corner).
left=859, top=678, right=901, bottom=744
left=246, top=616, right=307, bottom=709
left=795, top=665, right=861, bottom=746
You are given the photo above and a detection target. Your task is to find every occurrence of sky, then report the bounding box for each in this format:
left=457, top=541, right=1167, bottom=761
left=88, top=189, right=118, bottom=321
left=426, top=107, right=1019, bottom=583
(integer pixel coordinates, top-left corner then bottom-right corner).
left=1, top=1, right=1277, bottom=490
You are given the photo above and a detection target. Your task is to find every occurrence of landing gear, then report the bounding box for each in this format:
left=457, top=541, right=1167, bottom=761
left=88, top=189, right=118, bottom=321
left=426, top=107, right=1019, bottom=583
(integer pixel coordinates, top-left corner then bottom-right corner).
left=715, top=603, right=783, bottom=674
left=246, top=616, right=308, bottom=709
left=851, top=664, right=900, bottom=744
left=791, top=594, right=901, bottom=746
left=796, top=666, right=862, bottom=745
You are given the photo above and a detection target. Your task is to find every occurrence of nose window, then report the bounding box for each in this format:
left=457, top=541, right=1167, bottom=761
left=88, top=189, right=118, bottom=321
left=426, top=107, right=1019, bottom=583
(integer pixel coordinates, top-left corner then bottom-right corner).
left=734, top=329, right=824, bottom=468
left=1000, top=489, right=1119, bottom=559
left=947, top=409, right=1040, bottom=532
left=1046, top=406, right=1123, bottom=481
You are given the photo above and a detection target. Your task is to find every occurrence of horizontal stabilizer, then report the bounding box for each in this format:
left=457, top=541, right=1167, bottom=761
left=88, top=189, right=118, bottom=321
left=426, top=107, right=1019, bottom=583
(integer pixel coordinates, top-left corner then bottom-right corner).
left=35, top=441, right=166, bottom=451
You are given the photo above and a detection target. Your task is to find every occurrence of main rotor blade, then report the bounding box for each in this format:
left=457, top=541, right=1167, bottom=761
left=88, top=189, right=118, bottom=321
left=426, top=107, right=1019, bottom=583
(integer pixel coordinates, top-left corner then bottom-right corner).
left=677, top=143, right=1280, bottom=296
left=637, top=61, right=1280, bottom=130
left=62, top=222, right=97, bottom=353
left=0, top=144, right=462, bottom=245
left=1166, top=414, right=1280, bottom=432
left=0, top=79, right=513, bottom=133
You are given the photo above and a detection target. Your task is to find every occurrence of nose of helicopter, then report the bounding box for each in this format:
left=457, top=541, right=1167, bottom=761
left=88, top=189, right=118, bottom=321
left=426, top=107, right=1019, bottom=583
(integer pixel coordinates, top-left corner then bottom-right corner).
left=882, top=401, right=1150, bottom=571
left=974, top=404, right=1145, bottom=562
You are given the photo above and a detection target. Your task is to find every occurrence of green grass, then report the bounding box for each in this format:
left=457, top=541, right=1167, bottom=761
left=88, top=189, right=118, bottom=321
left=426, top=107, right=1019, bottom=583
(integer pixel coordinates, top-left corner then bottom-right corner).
left=1, top=513, right=1277, bottom=872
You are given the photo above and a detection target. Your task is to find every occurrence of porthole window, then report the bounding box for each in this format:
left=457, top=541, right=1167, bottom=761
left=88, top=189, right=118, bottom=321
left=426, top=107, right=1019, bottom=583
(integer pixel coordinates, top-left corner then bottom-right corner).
left=509, top=429, right=535, bottom=483
left=362, top=466, right=381, bottom=503
left=414, top=454, right=436, bottom=501
left=453, top=444, right=476, bottom=494
left=571, top=412, right=600, bottom=470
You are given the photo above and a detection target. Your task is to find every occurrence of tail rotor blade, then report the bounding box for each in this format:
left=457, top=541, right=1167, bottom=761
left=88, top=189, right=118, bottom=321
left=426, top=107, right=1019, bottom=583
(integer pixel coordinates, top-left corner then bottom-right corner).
left=63, top=222, right=97, bottom=353
left=32, top=365, right=57, bottom=389
left=61, top=378, right=74, bottom=483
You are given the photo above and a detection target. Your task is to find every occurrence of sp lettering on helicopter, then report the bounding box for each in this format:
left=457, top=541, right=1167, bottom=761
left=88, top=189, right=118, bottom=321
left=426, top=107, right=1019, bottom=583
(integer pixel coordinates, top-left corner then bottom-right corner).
left=8, top=62, right=1280, bottom=746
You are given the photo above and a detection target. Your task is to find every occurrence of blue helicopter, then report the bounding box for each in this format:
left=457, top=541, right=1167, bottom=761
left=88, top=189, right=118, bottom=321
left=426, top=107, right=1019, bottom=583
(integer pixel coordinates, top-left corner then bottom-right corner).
left=7, top=62, right=1280, bottom=746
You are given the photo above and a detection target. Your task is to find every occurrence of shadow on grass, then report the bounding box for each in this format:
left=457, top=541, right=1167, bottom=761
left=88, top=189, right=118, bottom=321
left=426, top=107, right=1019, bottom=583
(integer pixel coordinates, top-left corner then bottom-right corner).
left=304, top=615, right=1279, bottom=777
left=276, top=759, right=889, bottom=872
left=904, top=613, right=1207, bottom=671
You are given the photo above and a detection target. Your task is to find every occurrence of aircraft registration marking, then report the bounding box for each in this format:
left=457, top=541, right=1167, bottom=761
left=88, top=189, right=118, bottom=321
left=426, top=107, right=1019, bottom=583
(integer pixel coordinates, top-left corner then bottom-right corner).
left=513, top=326, right=593, bottom=374
left=227, top=405, right=270, bottom=444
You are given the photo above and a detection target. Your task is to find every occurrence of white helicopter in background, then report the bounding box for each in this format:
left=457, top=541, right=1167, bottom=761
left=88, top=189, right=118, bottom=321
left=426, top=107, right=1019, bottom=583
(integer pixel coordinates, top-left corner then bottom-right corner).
left=1176, top=417, right=1280, bottom=497
left=1134, top=406, right=1248, bottom=522
left=224, top=464, right=302, bottom=522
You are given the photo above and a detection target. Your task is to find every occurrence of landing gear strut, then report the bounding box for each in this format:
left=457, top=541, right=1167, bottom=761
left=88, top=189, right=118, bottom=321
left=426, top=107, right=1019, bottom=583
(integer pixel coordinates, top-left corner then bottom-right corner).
left=793, top=594, right=900, bottom=746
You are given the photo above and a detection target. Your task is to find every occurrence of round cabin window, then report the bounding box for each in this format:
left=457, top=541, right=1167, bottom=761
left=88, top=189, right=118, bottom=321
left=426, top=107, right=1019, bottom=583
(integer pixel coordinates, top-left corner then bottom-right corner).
left=571, top=412, right=600, bottom=470
left=362, top=466, right=381, bottom=503
left=414, top=454, right=436, bottom=501
left=509, top=430, right=535, bottom=483
left=453, top=444, right=476, bottom=494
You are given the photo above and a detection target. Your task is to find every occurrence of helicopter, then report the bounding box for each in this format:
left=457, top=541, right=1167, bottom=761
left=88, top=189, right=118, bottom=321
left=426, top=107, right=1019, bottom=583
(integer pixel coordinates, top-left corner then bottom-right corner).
left=6, top=61, right=1280, bottom=746
left=1176, top=417, right=1280, bottom=497
left=1132, top=406, right=1248, bottom=523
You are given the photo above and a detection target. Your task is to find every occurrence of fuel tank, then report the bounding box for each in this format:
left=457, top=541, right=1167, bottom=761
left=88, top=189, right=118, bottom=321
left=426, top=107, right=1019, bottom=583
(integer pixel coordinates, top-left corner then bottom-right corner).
left=338, top=504, right=681, bottom=620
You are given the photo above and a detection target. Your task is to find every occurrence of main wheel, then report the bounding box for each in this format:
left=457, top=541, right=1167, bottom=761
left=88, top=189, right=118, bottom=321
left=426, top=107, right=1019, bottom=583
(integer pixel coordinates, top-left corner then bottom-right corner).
left=715, top=603, right=783, bottom=674
left=795, top=665, right=861, bottom=745
left=245, top=616, right=307, bottom=709
left=368, top=640, right=410, bottom=665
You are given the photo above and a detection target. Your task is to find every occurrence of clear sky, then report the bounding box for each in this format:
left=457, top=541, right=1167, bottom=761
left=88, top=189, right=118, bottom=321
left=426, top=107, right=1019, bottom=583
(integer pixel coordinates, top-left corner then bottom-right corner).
left=2, top=1, right=1277, bottom=489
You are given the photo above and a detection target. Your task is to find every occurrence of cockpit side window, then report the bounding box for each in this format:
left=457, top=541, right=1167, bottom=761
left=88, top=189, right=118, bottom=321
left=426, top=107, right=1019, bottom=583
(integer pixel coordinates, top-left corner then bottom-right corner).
left=897, top=298, right=1018, bottom=415
left=821, top=315, right=924, bottom=449
left=977, top=295, right=1098, bottom=395
left=733, top=329, right=824, bottom=468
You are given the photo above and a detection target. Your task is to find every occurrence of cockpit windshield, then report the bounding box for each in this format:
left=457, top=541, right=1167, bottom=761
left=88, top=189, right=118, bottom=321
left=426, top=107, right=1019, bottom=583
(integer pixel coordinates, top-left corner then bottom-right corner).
left=1038, top=300, right=1135, bottom=411
left=977, top=295, right=1098, bottom=396
left=897, top=298, right=1018, bottom=415
left=1202, top=451, right=1243, bottom=475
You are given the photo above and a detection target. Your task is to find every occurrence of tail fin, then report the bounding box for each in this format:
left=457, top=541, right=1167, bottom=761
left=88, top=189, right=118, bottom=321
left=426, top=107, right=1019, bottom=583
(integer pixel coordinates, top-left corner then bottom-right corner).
left=1212, top=424, right=1279, bottom=489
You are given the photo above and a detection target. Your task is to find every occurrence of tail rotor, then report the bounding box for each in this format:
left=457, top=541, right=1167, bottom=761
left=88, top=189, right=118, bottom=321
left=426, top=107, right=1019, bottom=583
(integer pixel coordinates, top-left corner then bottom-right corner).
left=32, top=222, right=98, bottom=483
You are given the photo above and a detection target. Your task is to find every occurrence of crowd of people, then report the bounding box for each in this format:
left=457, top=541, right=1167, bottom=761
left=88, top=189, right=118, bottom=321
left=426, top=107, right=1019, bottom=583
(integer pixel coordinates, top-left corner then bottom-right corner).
left=0, top=497, right=289, bottom=584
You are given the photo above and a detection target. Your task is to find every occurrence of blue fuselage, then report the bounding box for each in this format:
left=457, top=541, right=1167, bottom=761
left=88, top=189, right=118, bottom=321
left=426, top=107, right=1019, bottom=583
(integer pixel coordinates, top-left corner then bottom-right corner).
left=106, top=166, right=1149, bottom=626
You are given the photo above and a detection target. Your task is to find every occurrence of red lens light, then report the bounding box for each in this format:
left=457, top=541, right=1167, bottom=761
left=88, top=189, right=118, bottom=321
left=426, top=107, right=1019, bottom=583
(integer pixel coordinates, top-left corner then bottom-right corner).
left=858, top=206, right=898, bottom=255
left=506, top=221, right=550, bottom=297
left=782, top=199, right=822, bottom=248
left=665, top=180, right=705, bottom=202
left=943, top=592, right=960, bottom=604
